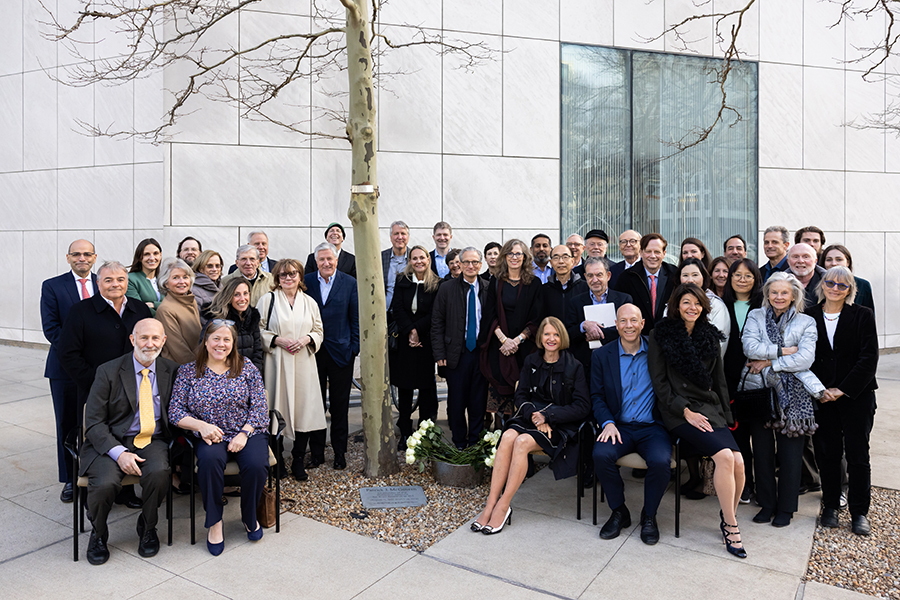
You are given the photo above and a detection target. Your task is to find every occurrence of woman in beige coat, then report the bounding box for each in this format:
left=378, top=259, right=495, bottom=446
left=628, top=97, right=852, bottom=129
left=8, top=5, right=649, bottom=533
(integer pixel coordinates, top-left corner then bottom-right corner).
left=257, top=259, right=326, bottom=482
left=156, top=258, right=202, bottom=365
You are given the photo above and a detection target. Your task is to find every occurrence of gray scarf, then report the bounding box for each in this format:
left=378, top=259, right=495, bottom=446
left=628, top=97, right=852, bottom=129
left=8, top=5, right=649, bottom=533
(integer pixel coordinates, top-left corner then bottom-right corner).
left=764, top=307, right=818, bottom=437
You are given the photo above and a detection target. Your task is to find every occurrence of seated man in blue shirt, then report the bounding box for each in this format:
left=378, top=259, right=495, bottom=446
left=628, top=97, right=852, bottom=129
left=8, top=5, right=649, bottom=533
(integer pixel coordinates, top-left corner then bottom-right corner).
left=591, top=304, right=672, bottom=545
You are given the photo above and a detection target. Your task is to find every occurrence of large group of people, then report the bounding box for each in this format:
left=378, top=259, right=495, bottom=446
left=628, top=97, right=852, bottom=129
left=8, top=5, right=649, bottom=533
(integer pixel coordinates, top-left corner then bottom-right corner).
left=40, top=221, right=879, bottom=564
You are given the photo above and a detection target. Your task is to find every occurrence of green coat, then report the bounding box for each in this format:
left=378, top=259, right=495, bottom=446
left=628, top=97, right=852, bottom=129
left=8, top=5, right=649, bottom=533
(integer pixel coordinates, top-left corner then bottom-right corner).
left=127, top=271, right=162, bottom=316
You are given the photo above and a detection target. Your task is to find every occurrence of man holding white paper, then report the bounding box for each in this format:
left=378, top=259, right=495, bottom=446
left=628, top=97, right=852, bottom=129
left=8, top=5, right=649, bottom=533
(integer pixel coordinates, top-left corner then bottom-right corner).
left=565, top=257, right=632, bottom=378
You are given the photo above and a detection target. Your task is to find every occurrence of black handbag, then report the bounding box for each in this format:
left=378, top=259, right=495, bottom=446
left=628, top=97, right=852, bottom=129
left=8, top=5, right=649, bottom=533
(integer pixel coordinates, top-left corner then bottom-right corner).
left=732, top=370, right=774, bottom=421
left=387, top=315, right=399, bottom=351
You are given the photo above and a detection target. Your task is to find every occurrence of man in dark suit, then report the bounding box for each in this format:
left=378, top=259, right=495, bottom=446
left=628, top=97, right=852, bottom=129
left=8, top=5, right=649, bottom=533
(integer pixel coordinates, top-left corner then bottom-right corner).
left=431, top=247, right=489, bottom=448
left=382, top=220, right=410, bottom=309
left=58, top=260, right=153, bottom=509
left=228, top=230, right=277, bottom=274
left=592, top=304, right=671, bottom=544
left=608, top=229, right=642, bottom=289
left=305, top=242, right=359, bottom=470
left=82, top=318, right=176, bottom=565
left=614, top=233, right=676, bottom=333
left=565, top=257, right=632, bottom=377
left=430, top=221, right=453, bottom=278
left=304, top=222, right=357, bottom=279
left=40, top=239, right=98, bottom=502
left=760, top=225, right=791, bottom=281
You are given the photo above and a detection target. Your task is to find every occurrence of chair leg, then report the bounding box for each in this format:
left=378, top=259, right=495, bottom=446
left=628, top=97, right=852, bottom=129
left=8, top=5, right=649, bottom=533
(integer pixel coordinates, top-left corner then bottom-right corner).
left=592, top=477, right=598, bottom=526
left=167, top=475, right=173, bottom=547
left=73, top=483, right=79, bottom=562
left=275, top=468, right=281, bottom=533
left=576, top=445, right=583, bottom=520
left=675, top=442, right=681, bottom=538
left=190, top=454, right=196, bottom=545
left=79, top=488, right=86, bottom=533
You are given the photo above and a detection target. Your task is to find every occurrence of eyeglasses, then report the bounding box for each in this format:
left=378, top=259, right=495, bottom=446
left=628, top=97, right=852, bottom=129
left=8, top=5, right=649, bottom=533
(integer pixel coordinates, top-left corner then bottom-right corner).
left=824, top=280, right=850, bottom=291
left=619, top=239, right=640, bottom=246
left=550, top=254, right=572, bottom=261
left=210, top=319, right=235, bottom=327
left=460, top=260, right=481, bottom=266
left=279, top=270, right=300, bottom=280
left=507, top=252, right=524, bottom=259
left=732, top=274, right=755, bottom=281
left=68, top=252, right=95, bottom=258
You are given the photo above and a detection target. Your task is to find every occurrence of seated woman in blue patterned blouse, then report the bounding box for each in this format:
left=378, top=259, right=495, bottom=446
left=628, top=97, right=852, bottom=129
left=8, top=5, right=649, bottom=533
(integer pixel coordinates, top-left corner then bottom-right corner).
left=169, top=319, right=270, bottom=556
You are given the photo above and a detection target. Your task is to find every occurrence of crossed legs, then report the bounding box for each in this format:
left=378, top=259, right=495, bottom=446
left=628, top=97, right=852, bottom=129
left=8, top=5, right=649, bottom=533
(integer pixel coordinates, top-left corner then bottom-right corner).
left=475, top=429, right=540, bottom=530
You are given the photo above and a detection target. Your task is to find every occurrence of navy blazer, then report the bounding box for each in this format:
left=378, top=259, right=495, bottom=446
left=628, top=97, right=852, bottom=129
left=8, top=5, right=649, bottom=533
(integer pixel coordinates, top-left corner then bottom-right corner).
left=590, top=336, right=662, bottom=426
left=304, top=270, right=360, bottom=368
left=608, top=260, right=634, bottom=290
left=41, top=272, right=98, bottom=379
left=304, top=250, right=357, bottom=280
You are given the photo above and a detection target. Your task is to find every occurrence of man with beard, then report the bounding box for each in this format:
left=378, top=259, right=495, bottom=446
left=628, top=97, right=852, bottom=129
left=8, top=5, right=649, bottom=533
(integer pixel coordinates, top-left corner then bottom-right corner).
left=531, top=233, right=553, bottom=284
left=788, top=243, right=825, bottom=309
left=176, top=237, right=202, bottom=267
left=81, top=318, right=177, bottom=564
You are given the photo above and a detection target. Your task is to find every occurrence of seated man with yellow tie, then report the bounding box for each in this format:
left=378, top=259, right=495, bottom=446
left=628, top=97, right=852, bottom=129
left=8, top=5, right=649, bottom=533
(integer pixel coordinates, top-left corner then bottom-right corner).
left=80, top=318, right=177, bottom=565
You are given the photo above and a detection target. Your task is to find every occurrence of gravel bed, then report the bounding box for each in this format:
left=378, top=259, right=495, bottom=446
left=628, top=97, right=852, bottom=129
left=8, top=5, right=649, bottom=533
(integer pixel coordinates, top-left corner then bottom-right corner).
left=805, top=487, right=900, bottom=599
left=279, top=433, right=491, bottom=552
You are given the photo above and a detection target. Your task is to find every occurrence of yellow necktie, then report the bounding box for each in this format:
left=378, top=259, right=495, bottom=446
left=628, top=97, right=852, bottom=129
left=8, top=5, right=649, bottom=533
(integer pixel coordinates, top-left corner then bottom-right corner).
left=134, top=368, right=154, bottom=449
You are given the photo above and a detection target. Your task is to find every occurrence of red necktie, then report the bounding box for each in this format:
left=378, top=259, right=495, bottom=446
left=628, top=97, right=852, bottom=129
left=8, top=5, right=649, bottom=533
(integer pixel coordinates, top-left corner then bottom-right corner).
left=649, top=274, right=657, bottom=317
left=78, top=278, right=90, bottom=300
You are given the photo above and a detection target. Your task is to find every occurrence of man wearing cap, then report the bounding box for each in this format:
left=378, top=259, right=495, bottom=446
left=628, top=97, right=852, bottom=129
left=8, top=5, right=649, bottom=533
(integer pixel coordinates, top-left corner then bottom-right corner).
left=575, top=229, right=609, bottom=277
left=305, top=222, right=357, bottom=279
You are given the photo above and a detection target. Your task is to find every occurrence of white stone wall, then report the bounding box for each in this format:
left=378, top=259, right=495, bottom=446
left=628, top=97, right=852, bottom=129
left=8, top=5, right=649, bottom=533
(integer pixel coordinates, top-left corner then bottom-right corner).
left=1, top=0, right=898, bottom=347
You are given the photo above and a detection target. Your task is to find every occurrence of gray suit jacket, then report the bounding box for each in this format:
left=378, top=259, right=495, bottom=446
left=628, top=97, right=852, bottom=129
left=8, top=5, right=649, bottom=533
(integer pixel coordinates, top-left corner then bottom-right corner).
left=80, top=353, right=178, bottom=475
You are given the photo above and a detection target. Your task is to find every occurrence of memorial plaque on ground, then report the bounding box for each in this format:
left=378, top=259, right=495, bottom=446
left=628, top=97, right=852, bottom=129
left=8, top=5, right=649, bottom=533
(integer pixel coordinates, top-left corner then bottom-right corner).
left=359, top=486, right=427, bottom=509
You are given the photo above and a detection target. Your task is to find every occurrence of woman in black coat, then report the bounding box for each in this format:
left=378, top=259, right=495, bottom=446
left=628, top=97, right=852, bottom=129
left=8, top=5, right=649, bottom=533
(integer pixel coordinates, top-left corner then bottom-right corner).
left=807, top=266, right=879, bottom=536
left=473, top=317, right=590, bottom=535
left=202, top=277, right=264, bottom=373
left=648, top=283, right=747, bottom=558
left=389, top=246, right=440, bottom=448
left=721, top=258, right=764, bottom=503
left=478, top=239, right=544, bottom=419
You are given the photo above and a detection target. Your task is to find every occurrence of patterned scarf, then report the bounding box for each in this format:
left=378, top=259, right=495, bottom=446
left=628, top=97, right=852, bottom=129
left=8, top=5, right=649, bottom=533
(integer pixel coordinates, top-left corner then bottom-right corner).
left=764, top=307, right=818, bottom=437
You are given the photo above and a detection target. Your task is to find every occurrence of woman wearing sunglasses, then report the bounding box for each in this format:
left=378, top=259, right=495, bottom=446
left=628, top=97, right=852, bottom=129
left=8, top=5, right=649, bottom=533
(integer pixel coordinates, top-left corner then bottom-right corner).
left=807, top=266, right=879, bottom=536
left=257, top=259, right=326, bottom=481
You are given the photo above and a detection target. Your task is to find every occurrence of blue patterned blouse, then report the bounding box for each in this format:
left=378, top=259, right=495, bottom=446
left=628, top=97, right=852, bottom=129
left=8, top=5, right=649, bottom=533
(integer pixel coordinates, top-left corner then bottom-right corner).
left=169, top=357, right=269, bottom=442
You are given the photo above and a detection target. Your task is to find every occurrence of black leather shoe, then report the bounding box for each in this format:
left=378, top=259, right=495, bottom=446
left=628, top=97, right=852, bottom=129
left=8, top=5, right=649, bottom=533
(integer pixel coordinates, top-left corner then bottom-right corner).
left=138, top=527, right=160, bottom=557
left=851, top=514, right=871, bottom=536
left=60, top=482, right=74, bottom=503
left=772, top=511, right=792, bottom=528
left=798, top=483, right=821, bottom=495
left=639, top=509, right=659, bottom=545
left=820, top=507, right=839, bottom=528
left=308, top=455, right=325, bottom=469
left=631, top=468, right=647, bottom=479
left=292, top=462, right=308, bottom=482
left=115, top=487, right=143, bottom=509
left=752, top=508, right=773, bottom=523
left=582, top=471, right=595, bottom=490
left=599, top=506, right=631, bottom=540
left=333, top=455, right=347, bottom=470
left=87, top=530, right=110, bottom=565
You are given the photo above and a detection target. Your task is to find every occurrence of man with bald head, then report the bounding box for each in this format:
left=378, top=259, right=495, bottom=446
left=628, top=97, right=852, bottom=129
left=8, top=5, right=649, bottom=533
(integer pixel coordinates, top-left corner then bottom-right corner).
left=567, top=234, right=586, bottom=274
left=81, top=319, right=177, bottom=564
left=41, top=239, right=99, bottom=502
left=787, top=243, right=825, bottom=309
left=591, top=304, right=671, bottom=545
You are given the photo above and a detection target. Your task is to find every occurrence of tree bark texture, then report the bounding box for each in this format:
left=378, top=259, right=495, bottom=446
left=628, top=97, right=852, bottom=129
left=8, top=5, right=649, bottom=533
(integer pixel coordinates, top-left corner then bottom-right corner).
left=345, top=0, right=399, bottom=477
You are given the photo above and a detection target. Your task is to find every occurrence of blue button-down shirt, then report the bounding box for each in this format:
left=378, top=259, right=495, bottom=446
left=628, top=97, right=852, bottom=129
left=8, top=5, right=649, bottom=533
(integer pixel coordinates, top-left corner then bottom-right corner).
left=386, top=253, right=407, bottom=309
left=434, top=251, right=449, bottom=278
left=602, top=338, right=656, bottom=428
left=533, top=262, right=552, bottom=284
left=108, top=355, right=162, bottom=461
left=580, top=289, right=609, bottom=332
left=318, top=271, right=336, bottom=304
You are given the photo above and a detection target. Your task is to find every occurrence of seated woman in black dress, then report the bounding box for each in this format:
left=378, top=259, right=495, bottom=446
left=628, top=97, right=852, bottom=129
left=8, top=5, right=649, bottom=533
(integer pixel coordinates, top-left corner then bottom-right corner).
left=808, top=266, right=879, bottom=536
left=473, top=317, right=590, bottom=535
left=648, top=283, right=747, bottom=558
left=169, top=320, right=270, bottom=556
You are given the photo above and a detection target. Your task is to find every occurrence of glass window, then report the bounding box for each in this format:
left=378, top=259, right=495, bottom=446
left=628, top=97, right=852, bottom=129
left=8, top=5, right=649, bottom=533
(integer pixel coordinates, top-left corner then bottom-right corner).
left=561, top=44, right=758, bottom=262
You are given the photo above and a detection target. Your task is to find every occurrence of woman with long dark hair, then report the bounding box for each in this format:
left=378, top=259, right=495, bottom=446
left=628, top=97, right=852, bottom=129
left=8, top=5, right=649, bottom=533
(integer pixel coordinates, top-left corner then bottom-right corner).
left=649, top=283, right=747, bottom=558
left=127, top=238, right=163, bottom=316
left=203, top=277, right=263, bottom=373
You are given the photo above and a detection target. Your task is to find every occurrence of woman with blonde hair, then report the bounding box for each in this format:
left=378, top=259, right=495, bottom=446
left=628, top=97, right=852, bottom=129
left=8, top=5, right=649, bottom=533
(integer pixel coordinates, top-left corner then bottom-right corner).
left=156, top=258, right=202, bottom=365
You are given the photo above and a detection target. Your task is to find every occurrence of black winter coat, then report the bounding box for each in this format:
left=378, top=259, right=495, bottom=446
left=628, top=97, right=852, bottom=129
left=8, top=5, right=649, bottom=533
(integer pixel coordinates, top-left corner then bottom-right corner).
left=389, top=275, right=437, bottom=388
left=807, top=303, right=878, bottom=399
left=431, top=275, right=489, bottom=370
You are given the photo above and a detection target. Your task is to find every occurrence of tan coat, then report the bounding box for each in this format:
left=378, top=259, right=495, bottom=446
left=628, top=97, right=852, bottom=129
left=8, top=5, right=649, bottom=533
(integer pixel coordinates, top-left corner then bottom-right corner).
left=222, top=268, right=274, bottom=308
left=156, top=291, right=202, bottom=365
left=258, top=289, right=326, bottom=438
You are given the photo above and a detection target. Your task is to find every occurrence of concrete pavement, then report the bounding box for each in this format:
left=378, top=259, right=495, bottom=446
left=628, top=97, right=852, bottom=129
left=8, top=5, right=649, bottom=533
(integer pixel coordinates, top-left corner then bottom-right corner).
left=0, top=343, right=895, bottom=599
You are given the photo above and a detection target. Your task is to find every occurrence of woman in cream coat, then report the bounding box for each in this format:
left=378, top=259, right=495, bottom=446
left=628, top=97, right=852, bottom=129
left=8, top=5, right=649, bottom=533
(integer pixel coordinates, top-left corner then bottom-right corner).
left=257, top=259, right=326, bottom=482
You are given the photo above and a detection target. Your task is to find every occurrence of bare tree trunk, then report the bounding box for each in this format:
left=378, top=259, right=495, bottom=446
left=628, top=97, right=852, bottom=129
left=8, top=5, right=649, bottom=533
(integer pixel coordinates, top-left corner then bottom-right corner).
left=344, top=0, right=399, bottom=477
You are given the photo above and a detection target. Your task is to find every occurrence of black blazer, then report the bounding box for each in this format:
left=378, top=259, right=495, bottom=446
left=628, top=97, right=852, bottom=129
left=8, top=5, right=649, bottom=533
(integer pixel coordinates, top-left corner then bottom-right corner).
left=228, top=257, right=277, bottom=275
left=431, top=275, right=489, bottom=370
left=541, top=273, right=587, bottom=324
left=304, top=250, right=357, bottom=280
left=80, top=353, right=177, bottom=475
left=807, top=303, right=879, bottom=399
left=591, top=335, right=663, bottom=426
left=614, top=260, right=677, bottom=331
left=608, top=260, right=633, bottom=290
left=722, top=296, right=763, bottom=397
left=40, top=272, right=98, bottom=380
left=381, top=248, right=410, bottom=292
left=58, top=294, right=153, bottom=397
left=303, top=270, right=360, bottom=367
left=564, top=288, right=633, bottom=374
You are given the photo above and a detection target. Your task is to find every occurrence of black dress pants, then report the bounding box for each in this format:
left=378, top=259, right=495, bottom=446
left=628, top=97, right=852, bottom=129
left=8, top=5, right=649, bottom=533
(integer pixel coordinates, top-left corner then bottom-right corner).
left=86, top=438, right=169, bottom=539
left=444, top=347, right=487, bottom=448
left=311, top=349, right=353, bottom=460
left=50, top=378, right=78, bottom=483
left=813, top=391, right=875, bottom=516
left=397, top=380, right=438, bottom=440
left=750, top=420, right=805, bottom=514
